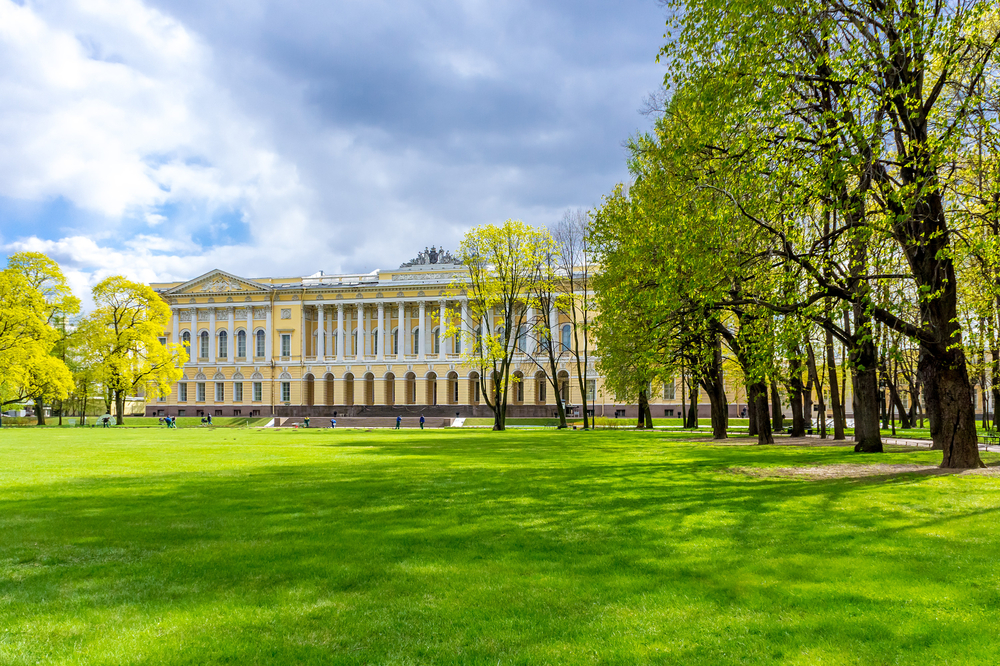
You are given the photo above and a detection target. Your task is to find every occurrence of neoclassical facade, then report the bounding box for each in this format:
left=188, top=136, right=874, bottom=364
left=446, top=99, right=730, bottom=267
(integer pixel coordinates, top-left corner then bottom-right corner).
left=148, top=249, right=711, bottom=419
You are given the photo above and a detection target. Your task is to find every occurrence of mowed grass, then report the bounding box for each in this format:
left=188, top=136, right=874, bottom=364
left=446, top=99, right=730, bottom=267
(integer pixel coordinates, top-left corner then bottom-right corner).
left=2, top=430, right=1000, bottom=664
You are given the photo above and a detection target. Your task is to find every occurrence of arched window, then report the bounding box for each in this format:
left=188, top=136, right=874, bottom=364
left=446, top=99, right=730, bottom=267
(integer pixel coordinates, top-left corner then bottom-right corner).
left=517, top=325, right=527, bottom=351
left=392, top=328, right=399, bottom=354
left=372, top=330, right=379, bottom=355
left=352, top=330, right=358, bottom=355
left=454, top=332, right=461, bottom=354
left=218, top=330, right=228, bottom=358
left=255, top=330, right=265, bottom=357
left=561, top=324, right=572, bottom=351
left=199, top=331, right=209, bottom=358
left=413, top=328, right=420, bottom=354
left=182, top=331, right=191, bottom=347
left=236, top=330, right=246, bottom=357
left=433, top=328, right=440, bottom=354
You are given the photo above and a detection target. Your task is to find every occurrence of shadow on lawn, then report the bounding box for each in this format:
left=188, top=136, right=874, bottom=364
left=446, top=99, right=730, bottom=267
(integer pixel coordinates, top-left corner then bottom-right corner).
left=0, top=437, right=997, bottom=663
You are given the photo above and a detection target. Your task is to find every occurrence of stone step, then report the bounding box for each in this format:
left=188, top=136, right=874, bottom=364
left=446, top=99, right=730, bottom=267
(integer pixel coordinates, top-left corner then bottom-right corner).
left=275, top=416, right=453, bottom=429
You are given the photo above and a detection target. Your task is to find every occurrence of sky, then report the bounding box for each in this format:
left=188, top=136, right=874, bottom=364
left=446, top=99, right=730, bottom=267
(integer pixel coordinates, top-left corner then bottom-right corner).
left=0, top=0, right=667, bottom=298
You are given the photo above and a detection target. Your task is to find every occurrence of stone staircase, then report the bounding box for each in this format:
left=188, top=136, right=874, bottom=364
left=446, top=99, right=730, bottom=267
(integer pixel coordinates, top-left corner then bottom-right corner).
left=274, top=416, right=454, bottom=429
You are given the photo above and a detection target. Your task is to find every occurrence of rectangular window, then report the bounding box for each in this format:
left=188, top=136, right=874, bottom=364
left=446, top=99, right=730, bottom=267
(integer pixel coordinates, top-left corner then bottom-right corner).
left=281, top=381, right=291, bottom=402
left=663, top=380, right=676, bottom=400
left=516, top=381, right=523, bottom=402
left=586, top=379, right=596, bottom=401
left=253, top=382, right=262, bottom=402
left=256, top=332, right=265, bottom=357
left=178, top=409, right=186, bottom=416
left=178, top=383, right=188, bottom=402
left=157, top=393, right=166, bottom=402
left=281, top=334, right=291, bottom=356
left=196, top=382, right=206, bottom=402
left=539, top=381, right=546, bottom=402
left=200, top=334, right=209, bottom=358
left=219, top=335, right=227, bottom=359
left=158, top=337, right=166, bottom=346
left=233, top=409, right=241, bottom=416
left=234, top=382, right=243, bottom=402
left=237, top=333, right=246, bottom=358
left=474, top=381, right=480, bottom=402
left=215, top=382, right=225, bottom=402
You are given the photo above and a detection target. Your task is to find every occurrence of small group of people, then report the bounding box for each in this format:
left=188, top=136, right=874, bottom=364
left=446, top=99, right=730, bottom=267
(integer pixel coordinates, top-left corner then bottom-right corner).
left=393, top=414, right=425, bottom=429
left=200, top=414, right=213, bottom=426
left=158, top=416, right=177, bottom=428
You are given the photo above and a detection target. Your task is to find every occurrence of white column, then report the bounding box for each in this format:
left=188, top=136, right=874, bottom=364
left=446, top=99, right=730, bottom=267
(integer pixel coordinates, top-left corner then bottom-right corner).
left=377, top=302, right=385, bottom=361
left=438, top=300, right=447, bottom=357
left=525, top=306, right=534, bottom=354
left=397, top=301, right=406, bottom=356
left=301, top=303, right=307, bottom=357
left=246, top=306, right=253, bottom=358
left=265, top=306, right=272, bottom=363
left=336, top=303, right=345, bottom=360
left=208, top=308, right=216, bottom=363
left=550, top=302, right=558, bottom=351
left=171, top=308, right=179, bottom=344
left=358, top=303, right=372, bottom=356
left=417, top=301, right=426, bottom=361
left=227, top=307, right=234, bottom=360
left=317, top=304, right=326, bottom=361
left=460, top=298, right=470, bottom=355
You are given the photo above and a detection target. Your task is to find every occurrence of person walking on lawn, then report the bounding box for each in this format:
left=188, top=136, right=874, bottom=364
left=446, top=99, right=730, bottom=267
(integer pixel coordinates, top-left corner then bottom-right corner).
left=396, top=415, right=402, bottom=430
left=419, top=414, right=425, bottom=430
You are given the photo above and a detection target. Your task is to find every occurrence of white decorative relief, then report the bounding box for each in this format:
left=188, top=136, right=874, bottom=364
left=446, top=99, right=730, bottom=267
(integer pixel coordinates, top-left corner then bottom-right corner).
left=179, top=311, right=192, bottom=322
left=253, top=307, right=268, bottom=319
left=280, top=309, right=291, bottom=319
left=234, top=307, right=250, bottom=319
left=197, top=311, right=210, bottom=322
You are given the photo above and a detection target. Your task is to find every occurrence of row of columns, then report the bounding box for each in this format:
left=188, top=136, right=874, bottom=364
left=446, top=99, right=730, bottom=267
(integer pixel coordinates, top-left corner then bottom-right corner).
left=308, top=299, right=470, bottom=362
left=172, top=305, right=273, bottom=364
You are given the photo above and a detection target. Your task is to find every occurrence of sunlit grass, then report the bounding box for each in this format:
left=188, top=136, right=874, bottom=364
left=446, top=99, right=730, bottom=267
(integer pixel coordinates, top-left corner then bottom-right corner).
left=1, top=428, right=999, bottom=664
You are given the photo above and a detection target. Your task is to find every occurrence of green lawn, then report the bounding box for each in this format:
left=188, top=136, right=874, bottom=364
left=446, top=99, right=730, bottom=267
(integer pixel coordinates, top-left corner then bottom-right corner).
left=2, top=429, right=1000, bottom=664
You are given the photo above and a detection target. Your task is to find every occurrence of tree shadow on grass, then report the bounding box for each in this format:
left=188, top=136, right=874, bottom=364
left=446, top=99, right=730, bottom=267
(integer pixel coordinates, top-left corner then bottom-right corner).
left=1, top=439, right=998, bottom=664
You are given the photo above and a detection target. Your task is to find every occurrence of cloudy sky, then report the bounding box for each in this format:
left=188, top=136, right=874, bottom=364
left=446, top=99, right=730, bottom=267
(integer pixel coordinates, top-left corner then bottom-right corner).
left=0, top=0, right=666, bottom=296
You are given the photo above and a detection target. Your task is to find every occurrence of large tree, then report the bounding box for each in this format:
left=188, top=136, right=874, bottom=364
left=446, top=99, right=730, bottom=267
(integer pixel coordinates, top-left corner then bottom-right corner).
left=457, top=220, right=556, bottom=431
left=80, top=276, right=186, bottom=425
left=658, top=0, right=1000, bottom=467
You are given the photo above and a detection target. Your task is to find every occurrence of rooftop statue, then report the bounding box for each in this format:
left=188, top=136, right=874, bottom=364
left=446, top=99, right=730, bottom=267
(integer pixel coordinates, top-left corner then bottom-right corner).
left=399, top=245, right=459, bottom=268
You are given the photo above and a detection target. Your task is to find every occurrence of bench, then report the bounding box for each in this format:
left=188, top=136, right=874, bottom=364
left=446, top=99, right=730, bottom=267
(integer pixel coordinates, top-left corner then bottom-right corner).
left=981, top=432, right=1000, bottom=448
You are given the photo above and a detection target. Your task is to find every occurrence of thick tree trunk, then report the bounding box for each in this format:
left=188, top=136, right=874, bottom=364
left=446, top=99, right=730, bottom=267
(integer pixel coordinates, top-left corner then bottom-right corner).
left=637, top=389, right=648, bottom=429
left=803, top=373, right=814, bottom=430
left=788, top=354, right=805, bottom=437
left=747, top=382, right=758, bottom=436
left=643, top=395, right=653, bottom=430
left=705, top=335, right=728, bottom=439
left=851, top=337, right=883, bottom=453
left=547, top=351, right=568, bottom=429
left=750, top=381, right=773, bottom=445
left=920, top=346, right=982, bottom=467
left=686, top=379, right=699, bottom=429
left=35, top=399, right=46, bottom=426
left=770, top=381, right=784, bottom=431
left=114, top=390, right=126, bottom=426
left=825, top=330, right=845, bottom=440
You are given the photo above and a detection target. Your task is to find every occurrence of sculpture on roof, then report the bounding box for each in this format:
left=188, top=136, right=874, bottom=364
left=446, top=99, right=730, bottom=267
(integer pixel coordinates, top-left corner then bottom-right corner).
left=399, top=245, right=459, bottom=268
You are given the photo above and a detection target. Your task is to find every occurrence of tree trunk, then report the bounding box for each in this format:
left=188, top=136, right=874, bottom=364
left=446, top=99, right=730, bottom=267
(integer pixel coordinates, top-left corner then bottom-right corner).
left=114, top=390, right=126, bottom=426
left=920, top=345, right=982, bottom=467
left=747, top=381, right=758, bottom=436
left=788, top=353, right=805, bottom=437
left=770, top=380, right=784, bottom=431
left=851, top=337, right=883, bottom=453
left=705, top=334, right=728, bottom=439
left=35, top=399, right=46, bottom=426
left=803, top=372, right=814, bottom=430
left=643, top=394, right=653, bottom=430
left=637, top=389, right=648, bottom=429
left=825, top=329, right=845, bottom=440
left=806, top=343, right=825, bottom=438
left=887, top=378, right=910, bottom=429
left=686, top=378, right=699, bottom=429
left=547, top=350, right=568, bottom=429
left=750, top=381, right=773, bottom=444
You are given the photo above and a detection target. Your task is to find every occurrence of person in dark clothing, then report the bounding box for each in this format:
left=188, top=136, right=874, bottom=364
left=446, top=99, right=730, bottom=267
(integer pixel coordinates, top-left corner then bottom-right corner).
left=419, top=414, right=425, bottom=430
left=395, top=415, right=402, bottom=429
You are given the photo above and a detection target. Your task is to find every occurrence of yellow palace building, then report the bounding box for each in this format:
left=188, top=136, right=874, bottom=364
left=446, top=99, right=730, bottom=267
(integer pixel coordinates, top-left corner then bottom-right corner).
left=148, top=247, right=721, bottom=420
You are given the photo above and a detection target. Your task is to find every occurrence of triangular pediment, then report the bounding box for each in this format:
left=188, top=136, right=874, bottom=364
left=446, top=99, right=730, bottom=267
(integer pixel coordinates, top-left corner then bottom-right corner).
left=164, top=269, right=272, bottom=296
